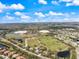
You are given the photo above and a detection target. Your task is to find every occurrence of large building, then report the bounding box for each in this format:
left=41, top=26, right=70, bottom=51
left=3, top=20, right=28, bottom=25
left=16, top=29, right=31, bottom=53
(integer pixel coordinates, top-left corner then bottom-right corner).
left=39, top=30, right=50, bottom=34
left=14, top=30, right=27, bottom=34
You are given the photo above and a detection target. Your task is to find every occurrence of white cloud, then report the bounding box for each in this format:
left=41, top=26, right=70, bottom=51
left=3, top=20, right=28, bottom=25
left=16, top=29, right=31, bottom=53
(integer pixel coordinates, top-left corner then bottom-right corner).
left=20, top=15, right=31, bottom=22
left=34, top=12, right=45, bottom=17
left=15, top=12, right=23, bottom=16
left=0, top=2, right=25, bottom=10
left=34, top=11, right=74, bottom=22
left=47, top=11, right=64, bottom=16
left=38, top=0, right=47, bottom=4
left=0, top=10, right=2, bottom=13
left=0, top=2, right=6, bottom=9
left=21, top=15, right=31, bottom=19
left=63, top=18, right=69, bottom=21
left=34, top=11, right=66, bottom=18
left=63, top=17, right=79, bottom=22
left=4, top=15, right=14, bottom=20
left=15, top=11, right=31, bottom=20
left=59, top=0, right=72, bottom=2
left=66, top=3, right=73, bottom=6
left=9, top=4, right=25, bottom=10
left=51, top=1, right=59, bottom=5
left=60, top=0, right=79, bottom=6
left=72, top=0, right=79, bottom=5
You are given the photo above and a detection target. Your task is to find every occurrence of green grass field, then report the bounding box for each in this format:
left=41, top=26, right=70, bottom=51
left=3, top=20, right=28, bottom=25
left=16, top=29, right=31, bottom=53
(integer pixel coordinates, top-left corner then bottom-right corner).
left=28, top=37, right=40, bottom=47
left=27, top=35, right=77, bottom=59
left=28, top=35, right=69, bottom=52
left=38, top=36, right=69, bottom=52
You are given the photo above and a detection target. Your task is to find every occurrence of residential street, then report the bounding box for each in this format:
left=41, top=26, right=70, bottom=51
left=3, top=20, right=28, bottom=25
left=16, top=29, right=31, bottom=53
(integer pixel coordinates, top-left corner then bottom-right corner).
left=0, top=37, right=50, bottom=59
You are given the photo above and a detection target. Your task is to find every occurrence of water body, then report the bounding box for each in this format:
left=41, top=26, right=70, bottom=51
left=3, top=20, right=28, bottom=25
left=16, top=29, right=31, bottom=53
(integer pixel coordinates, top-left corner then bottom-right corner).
left=0, top=30, right=4, bottom=32
left=0, top=44, right=7, bottom=48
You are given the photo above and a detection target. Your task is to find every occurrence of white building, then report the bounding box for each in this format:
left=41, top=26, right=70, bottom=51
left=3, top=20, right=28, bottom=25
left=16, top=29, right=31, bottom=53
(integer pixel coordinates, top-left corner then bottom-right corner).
left=39, top=30, right=50, bottom=33
left=14, top=30, right=27, bottom=34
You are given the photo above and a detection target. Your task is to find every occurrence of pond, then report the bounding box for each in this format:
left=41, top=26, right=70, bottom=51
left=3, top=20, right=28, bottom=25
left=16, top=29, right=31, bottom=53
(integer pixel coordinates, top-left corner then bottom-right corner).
left=57, top=50, right=70, bottom=57
left=0, top=30, right=4, bottom=32
left=0, top=44, right=8, bottom=48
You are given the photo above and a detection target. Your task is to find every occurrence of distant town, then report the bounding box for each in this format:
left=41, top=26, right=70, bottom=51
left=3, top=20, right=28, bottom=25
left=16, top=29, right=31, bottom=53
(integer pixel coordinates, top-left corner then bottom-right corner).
left=0, top=22, right=79, bottom=59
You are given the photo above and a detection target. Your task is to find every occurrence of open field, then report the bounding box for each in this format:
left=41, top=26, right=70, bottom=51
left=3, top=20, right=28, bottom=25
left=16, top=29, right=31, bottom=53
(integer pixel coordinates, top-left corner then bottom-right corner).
left=39, top=36, right=69, bottom=52
left=27, top=35, right=69, bottom=52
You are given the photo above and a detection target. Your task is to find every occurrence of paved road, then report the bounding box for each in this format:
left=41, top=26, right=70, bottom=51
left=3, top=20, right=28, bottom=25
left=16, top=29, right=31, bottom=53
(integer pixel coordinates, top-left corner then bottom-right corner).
left=76, top=48, right=79, bottom=59
left=0, top=37, right=50, bottom=59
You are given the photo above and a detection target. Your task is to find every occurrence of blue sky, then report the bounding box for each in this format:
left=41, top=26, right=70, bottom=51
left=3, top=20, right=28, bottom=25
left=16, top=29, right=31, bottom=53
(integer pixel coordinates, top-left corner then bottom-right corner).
left=0, top=0, right=79, bottom=23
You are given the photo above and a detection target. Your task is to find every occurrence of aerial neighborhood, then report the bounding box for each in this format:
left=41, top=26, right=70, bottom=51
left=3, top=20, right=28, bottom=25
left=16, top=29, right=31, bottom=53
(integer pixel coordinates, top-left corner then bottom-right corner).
left=0, top=23, right=78, bottom=59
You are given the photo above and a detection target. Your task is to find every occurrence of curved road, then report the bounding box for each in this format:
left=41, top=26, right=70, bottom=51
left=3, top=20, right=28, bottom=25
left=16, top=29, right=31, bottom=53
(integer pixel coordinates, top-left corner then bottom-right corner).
left=0, top=37, right=50, bottom=59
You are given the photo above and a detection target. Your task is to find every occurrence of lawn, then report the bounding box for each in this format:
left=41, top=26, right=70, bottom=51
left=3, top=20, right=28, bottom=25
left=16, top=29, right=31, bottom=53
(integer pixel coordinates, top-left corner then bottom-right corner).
left=27, top=35, right=69, bottom=52
left=27, top=35, right=71, bottom=59
left=28, top=37, right=40, bottom=47
left=38, top=35, right=69, bottom=52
